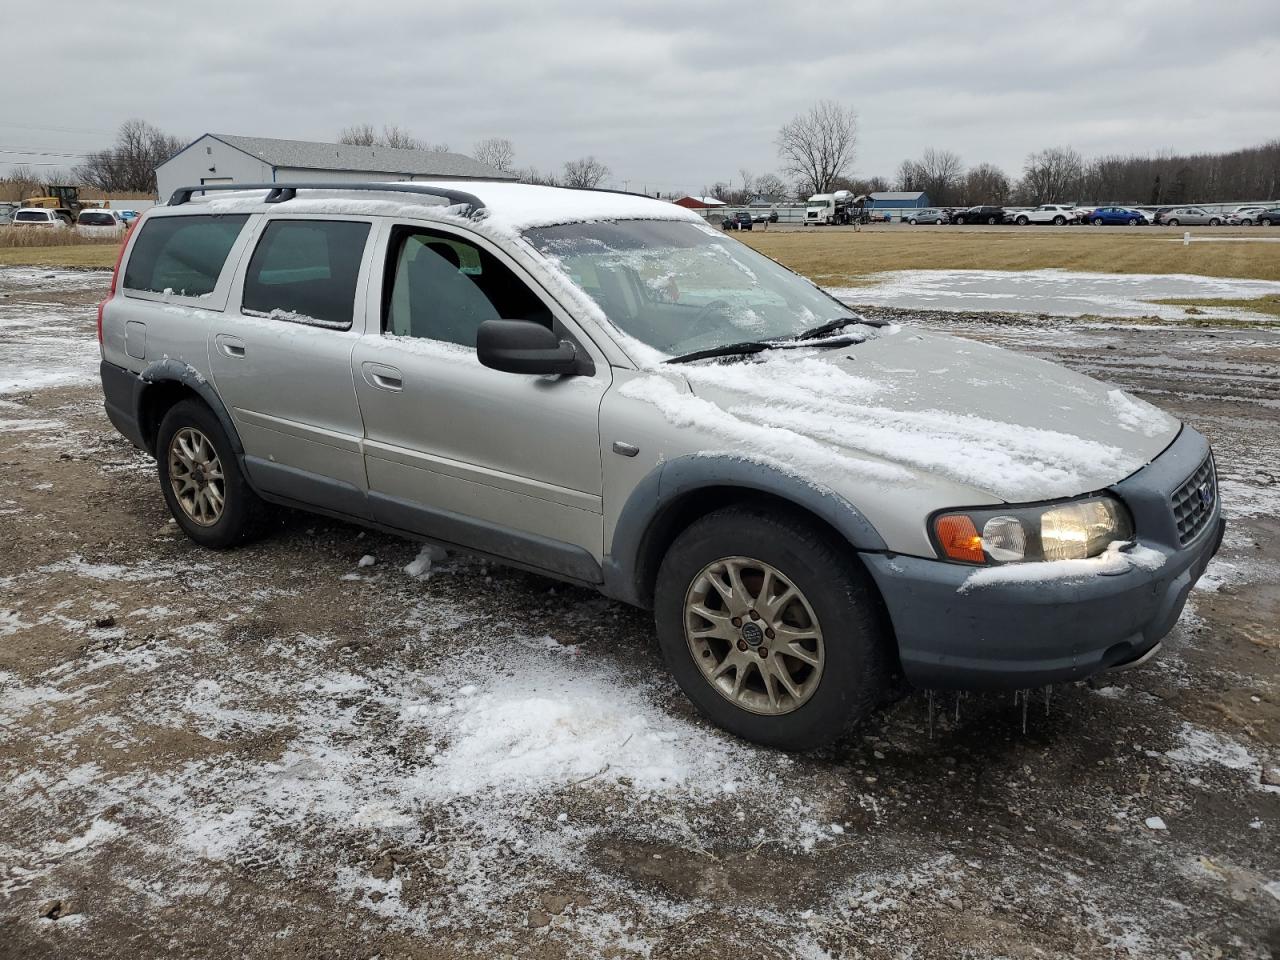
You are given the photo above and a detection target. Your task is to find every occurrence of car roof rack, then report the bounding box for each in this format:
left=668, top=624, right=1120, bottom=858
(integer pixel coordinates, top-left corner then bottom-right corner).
left=166, top=181, right=485, bottom=215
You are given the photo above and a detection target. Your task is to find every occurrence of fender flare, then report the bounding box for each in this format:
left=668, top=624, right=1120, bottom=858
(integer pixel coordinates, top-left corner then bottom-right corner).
left=137, top=358, right=244, bottom=455
left=601, top=454, right=887, bottom=608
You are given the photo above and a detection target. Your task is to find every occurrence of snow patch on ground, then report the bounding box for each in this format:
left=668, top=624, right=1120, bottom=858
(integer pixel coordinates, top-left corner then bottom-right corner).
left=827, top=269, right=1280, bottom=322
left=1166, top=723, right=1279, bottom=792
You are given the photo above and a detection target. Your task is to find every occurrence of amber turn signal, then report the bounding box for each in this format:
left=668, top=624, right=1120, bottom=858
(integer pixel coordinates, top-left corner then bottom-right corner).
left=934, top=514, right=985, bottom=564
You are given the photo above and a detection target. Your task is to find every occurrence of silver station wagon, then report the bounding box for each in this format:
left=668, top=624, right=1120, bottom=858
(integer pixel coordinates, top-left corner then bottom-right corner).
left=98, top=181, right=1224, bottom=749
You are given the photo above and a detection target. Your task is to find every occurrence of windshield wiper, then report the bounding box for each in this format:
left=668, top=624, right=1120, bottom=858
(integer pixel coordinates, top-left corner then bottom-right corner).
left=793, top=315, right=887, bottom=341
left=666, top=340, right=775, bottom=364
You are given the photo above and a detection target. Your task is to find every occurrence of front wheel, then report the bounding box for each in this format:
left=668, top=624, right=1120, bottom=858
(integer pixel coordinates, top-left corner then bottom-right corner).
left=987, top=216, right=997, bottom=224
left=654, top=505, right=891, bottom=750
left=1016, top=216, right=1029, bottom=226
left=1168, top=218, right=1180, bottom=226
left=156, top=399, right=266, bottom=549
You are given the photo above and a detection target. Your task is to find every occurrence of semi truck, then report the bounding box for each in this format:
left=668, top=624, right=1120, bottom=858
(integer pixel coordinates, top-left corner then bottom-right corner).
left=804, top=190, right=861, bottom=225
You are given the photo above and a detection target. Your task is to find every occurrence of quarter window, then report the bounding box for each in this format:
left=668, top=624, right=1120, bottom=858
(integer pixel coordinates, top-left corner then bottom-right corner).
left=123, top=214, right=250, bottom=297
left=242, top=220, right=371, bottom=329
left=384, top=228, right=551, bottom=347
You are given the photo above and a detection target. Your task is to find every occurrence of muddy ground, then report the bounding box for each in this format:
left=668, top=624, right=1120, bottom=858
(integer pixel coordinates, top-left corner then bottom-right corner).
left=1, top=270, right=1277, bottom=959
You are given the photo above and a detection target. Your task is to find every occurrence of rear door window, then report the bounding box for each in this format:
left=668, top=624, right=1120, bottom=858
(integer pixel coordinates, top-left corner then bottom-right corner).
left=241, top=220, right=371, bottom=329
left=123, top=215, right=250, bottom=297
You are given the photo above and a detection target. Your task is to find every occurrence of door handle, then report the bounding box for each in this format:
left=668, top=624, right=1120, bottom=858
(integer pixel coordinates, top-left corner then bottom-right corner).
left=361, top=361, right=403, bottom=392
left=215, top=334, right=246, bottom=358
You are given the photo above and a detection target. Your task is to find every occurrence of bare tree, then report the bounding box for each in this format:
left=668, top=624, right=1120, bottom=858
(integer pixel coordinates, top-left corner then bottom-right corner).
left=753, top=172, right=787, bottom=201
left=339, top=124, right=443, bottom=152
left=73, top=119, right=184, bottom=194
left=518, top=166, right=560, bottom=187
left=473, top=137, right=515, bottom=172
left=2, top=165, right=44, bottom=199
left=912, top=148, right=965, bottom=205
left=962, top=162, right=1011, bottom=204
left=1019, top=146, right=1086, bottom=203
left=561, top=156, right=610, bottom=189
left=895, top=159, right=922, bottom=192
left=380, top=124, right=423, bottom=150
left=776, top=100, right=858, bottom=195
left=338, top=123, right=378, bottom=146
left=737, top=168, right=755, bottom=198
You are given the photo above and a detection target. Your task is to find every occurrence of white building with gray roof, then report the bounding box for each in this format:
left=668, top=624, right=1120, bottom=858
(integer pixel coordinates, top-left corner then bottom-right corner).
left=155, top=133, right=517, bottom=202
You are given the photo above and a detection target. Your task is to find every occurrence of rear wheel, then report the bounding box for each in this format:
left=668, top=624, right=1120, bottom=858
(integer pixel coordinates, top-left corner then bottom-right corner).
left=156, top=400, right=266, bottom=549
left=654, top=505, right=891, bottom=750
left=1208, top=218, right=1221, bottom=226
left=1053, top=215, right=1066, bottom=225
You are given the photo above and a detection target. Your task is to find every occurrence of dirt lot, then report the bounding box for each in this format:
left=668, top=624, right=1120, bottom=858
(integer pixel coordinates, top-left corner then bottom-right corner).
left=1, top=270, right=1278, bottom=959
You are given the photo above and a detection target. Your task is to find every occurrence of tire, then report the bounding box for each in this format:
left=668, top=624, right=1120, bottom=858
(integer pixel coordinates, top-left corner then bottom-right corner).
left=1053, top=215, right=1066, bottom=225
left=953, top=216, right=965, bottom=225
left=986, top=216, right=997, bottom=224
left=653, top=504, right=891, bottom=750
left=1167, top=218, right=1180, bottom=226
left=1263, top=217, right=1275, bottom=226
left=908, top=218, right=917, bottom=225
left=1092, top=218, right=1104, bottom=226
left=156, top=399, right=266, bottom=549
left=1016, top=216, right=1029, bottom=226
left=1127, top=218, right=1137, bottom=226
left=1208, top=218, right=1220, bottom=226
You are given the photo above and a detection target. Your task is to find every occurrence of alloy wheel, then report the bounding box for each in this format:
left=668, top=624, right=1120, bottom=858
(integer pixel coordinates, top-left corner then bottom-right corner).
left=683, top=556, right=825, bottom=716
left=167, top=426, right=225, bottom=526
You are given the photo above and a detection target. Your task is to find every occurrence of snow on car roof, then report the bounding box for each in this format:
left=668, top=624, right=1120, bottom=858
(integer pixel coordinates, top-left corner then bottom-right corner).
left=190, top=180, right=700, bottom=233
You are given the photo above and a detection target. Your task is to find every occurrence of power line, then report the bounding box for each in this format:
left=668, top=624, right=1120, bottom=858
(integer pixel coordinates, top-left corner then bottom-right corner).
left=0, top=147, right=95, bottom=158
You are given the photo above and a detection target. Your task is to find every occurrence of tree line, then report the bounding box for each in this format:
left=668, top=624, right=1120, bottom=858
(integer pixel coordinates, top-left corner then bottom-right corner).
left=5, top=112, right=1273, bottom=206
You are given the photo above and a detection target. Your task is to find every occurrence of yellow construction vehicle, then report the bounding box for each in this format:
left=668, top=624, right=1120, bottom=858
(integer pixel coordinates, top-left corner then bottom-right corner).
left=21, top=185, right=82, bottom=216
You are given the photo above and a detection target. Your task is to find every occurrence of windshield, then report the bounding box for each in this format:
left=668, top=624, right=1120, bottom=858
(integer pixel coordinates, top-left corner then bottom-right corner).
left=524, top=219, right=856, bottom=357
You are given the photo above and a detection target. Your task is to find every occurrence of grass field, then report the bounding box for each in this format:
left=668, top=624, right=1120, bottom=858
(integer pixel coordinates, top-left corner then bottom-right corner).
left=741, top=229, right=1280, bottom=283
left=3, top=226, right=1278, bottom=290
left=0, top=244, right=118, bottom=269
left=1149, top=293, right=1280, bottom=318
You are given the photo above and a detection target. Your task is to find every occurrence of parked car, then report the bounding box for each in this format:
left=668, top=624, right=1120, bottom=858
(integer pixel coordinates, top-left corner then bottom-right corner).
left=951, top=205, right=1008, bottom=225
left=1257, top=207, right=1280, bottom=226
left=721, top=211, right=753, bottom=231
left=76, top=209, right=126, bottom=236
left=1162, top=207, right=1223, bottom=226
left=97, top=180, right=1224, bottom=750
left=1012, top=204, right=1077, bottom=226
left=0, top=202, right=17, bottom=225
left=1087, top=207, right=1147, bottom=226
left=906, top=208, right=951, bottom=225
left=10, top=208, right=68, bottom=229
left=1226, top=206, right=1268, bottom=225
left=750, top=210, right=778, bottom=224
left=116, top=209, right=141, bottom=226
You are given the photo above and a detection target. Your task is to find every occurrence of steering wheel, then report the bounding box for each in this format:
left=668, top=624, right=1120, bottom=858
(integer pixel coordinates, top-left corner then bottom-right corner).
left=695, top=298, right=733, bottom=325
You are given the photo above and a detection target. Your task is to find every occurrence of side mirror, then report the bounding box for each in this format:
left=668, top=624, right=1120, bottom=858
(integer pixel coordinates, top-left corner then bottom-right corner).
left=477, top=320, right=588, bottom=376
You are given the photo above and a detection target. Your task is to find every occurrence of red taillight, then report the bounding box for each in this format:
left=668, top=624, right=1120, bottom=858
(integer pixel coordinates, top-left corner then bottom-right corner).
left=98, top=222, right=133, bottom=347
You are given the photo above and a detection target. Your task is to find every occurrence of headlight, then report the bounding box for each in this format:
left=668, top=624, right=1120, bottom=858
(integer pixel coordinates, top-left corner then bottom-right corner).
left=931, top=495, right=1134, bottom=565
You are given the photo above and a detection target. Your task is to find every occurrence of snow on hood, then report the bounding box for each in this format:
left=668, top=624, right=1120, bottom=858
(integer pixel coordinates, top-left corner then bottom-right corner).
left=622, top=329, right=1180, bottom=502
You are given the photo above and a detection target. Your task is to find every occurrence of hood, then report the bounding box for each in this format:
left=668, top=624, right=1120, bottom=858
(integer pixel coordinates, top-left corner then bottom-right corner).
left=672, top=328, right=1180, bottom=503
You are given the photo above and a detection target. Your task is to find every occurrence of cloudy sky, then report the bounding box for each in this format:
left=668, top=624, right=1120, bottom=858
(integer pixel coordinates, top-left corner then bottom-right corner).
left=5, top=0, right=1278, bottom=194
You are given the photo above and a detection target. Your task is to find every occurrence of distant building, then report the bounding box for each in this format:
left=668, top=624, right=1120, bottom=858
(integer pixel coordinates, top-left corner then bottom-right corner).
left=155, top=133, right=516, bottom=202
left=866, top=191, right=930, bottom=209
left=673, top=195, right=727, bottom=209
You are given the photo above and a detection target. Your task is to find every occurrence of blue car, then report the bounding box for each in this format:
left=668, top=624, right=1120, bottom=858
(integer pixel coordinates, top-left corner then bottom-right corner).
left=1088, top=206, right=1147, bottom=226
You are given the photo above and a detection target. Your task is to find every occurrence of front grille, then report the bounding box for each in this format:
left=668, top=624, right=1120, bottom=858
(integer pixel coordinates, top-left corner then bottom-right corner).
left=1171, top=454, right=1217, bottom=546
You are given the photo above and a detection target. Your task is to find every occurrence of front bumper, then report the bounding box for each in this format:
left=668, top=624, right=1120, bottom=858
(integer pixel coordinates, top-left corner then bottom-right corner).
left=862, top=427, right=1224, bottom=689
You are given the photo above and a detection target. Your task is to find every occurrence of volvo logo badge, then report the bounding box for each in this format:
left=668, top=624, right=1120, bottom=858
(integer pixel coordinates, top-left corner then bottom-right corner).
left=740, top=621, right=764, bottom=647
left=1198, top=482, right=1214, bottom=507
